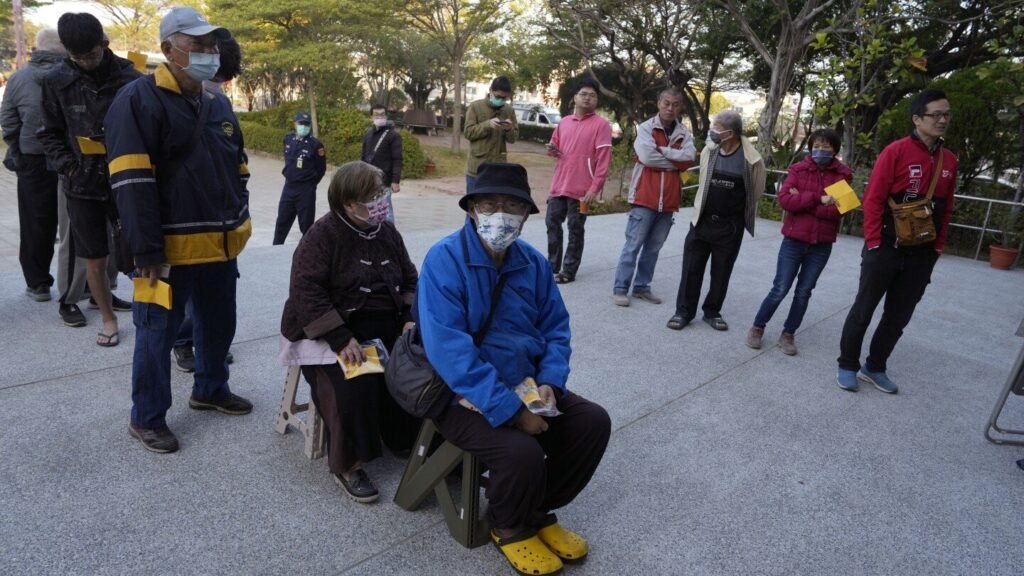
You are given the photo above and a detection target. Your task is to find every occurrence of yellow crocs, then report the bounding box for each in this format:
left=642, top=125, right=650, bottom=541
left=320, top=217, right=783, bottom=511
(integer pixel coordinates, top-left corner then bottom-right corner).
left=491, top=530, right=564, bottom=575
left=536, top=523, right=589, bottom=562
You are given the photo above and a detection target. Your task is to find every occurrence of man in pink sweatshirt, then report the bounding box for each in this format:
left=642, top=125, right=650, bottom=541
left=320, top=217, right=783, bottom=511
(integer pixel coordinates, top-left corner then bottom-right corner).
left=545, top=78, right=613, bottom=284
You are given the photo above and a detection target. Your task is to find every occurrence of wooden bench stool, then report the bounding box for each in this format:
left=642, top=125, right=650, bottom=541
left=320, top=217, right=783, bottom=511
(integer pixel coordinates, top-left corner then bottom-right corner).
left=393, top=419, right=490, bottom=548
left=273, top=366, right=326, bottom=459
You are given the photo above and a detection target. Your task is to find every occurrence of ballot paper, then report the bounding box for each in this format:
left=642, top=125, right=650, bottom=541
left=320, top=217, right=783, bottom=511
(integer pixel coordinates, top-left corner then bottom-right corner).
left=132, top=278, right=172, bottom=310
left=824, top=180, right=862, bottom=214
left=339, top=339, right=389, bottom=380
left=76, top=136, right=106, bottom=155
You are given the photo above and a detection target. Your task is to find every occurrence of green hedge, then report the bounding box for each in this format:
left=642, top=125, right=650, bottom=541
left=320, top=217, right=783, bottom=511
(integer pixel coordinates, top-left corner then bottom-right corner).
left=238, top=121, right=289, bottom=156
left=239, top=104, right=426, bottom=178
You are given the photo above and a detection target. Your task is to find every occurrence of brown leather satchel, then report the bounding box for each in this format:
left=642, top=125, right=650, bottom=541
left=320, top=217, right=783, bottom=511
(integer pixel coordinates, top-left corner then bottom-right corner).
left=888, top=151, right=943, bottom=247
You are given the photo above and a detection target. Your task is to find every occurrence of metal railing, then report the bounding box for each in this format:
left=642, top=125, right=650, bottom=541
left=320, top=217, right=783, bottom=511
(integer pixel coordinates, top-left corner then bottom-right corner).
left=680, top=167, right=1024, bottom=263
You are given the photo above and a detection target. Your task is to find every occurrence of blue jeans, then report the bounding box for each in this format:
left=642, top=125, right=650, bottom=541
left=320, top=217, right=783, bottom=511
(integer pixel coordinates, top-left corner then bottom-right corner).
left=613, top=207, right=675, bottom=295
left=131, top=260, right=238, bottom=428
left=753, top=238, right=833, bottom=333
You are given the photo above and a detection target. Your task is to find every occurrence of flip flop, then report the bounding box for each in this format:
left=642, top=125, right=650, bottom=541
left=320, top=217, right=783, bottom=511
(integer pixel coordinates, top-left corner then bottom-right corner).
left=491, top=529, right=563, bottom=576
left=703, top=316, right=729, bottom=331
left=97, top=330, right=119, bottom=347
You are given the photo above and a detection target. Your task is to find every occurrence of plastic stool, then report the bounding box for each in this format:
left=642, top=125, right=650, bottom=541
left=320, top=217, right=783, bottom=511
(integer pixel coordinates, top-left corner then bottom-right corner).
left=273, top=365, right=326, bottom=459
left=393, top=419, right=490, bottom=548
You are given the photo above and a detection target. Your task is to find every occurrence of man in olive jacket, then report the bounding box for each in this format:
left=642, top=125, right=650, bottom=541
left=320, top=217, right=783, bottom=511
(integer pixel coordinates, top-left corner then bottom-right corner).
left=463, top=75, right=518, bottom=191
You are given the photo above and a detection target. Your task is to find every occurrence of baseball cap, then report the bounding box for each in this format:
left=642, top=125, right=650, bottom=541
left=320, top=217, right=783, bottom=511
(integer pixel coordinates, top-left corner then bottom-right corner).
left=160, top=7, right=227, bottom=42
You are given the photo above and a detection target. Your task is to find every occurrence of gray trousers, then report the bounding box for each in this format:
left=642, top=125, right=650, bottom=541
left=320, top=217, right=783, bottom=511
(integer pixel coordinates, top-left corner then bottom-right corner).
left=56, top=178, right=117, bottom=305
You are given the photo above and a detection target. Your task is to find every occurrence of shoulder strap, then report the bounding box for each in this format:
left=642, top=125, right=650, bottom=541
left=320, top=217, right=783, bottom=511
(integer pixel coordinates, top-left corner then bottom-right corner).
left=473, top=274, right=509, bottom=346
left=368, top=129, right=389, bottom=163
left=924, top=149, right=943, bottom=201
left=161, top=93, right=212, bottom=183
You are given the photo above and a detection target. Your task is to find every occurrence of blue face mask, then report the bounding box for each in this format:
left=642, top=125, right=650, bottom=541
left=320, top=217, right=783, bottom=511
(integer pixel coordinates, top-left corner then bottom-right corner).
left=296, top=124, right=311, bottom=137
left=175, top=47, right=220, bottom=83
left=489, top=96, right=507, bottom=108
left=811, top=149, right=834, bottom=166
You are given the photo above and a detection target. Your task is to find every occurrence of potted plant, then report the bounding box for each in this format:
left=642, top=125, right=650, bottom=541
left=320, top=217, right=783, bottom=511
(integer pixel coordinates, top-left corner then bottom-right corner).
left=424, top=155, right=436, bottom=174
left=989, top=206, right=1024, bottom=270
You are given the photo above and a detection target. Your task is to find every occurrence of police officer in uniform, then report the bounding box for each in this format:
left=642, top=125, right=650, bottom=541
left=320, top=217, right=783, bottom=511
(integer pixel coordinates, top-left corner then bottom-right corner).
left=273, top=111, right=327, bottom=244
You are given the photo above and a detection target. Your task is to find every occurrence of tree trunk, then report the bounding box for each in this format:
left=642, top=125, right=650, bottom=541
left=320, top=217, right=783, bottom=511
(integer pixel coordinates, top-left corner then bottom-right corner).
left=451, top=52, right=464, bottom=155
left=307, top=81, right=320, bottom=139
left=12, top=0, right=26, bottom=69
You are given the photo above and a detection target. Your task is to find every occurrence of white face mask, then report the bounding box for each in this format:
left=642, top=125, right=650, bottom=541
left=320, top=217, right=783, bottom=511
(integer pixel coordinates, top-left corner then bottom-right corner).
left=475, top=212, right=524, bottom=253
left=373, top=118, right=387, bottom=128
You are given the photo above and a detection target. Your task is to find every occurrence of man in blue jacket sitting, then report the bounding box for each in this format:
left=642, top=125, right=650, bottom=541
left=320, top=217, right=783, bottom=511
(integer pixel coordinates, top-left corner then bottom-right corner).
left=417, top=161, right=611, bottom=576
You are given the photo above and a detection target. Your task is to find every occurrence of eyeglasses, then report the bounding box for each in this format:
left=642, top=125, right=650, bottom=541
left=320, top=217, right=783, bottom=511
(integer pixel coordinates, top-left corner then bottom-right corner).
left=365, top=189, right=391, bottom=204
left=473, top=198, right=530, bottom=216
left=576, top=91, right=598, bottom=99
left=69, top=47, right=104, bottom=66
left=919, top=111, right=952, bottom=121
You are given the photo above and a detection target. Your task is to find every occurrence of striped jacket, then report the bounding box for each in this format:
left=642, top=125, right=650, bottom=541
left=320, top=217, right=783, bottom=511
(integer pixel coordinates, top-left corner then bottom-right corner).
left=104, top=64, right=251, bottom=268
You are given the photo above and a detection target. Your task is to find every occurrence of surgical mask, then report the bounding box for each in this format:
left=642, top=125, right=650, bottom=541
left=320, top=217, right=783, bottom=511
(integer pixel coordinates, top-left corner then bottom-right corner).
left=489, top=96, right=507, bottom=108
left=174, top=47, right=220, bottom=83
left=475, top=212, right=524, bottom=253
left=373, top=118, right=387, bottom=128
left=295, top=124, right=311, bottom=137
left=708, top=129, right=723, bottom=145
left=811, top=149, right=834, bottom=166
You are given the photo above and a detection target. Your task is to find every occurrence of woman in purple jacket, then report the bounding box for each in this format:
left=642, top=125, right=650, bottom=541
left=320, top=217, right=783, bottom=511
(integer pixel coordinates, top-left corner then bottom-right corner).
left=746, top=128, right=852, bottom=355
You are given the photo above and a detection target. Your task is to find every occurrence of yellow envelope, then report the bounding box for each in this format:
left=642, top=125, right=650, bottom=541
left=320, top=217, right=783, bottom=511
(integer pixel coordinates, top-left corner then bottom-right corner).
left=132, top=278, right=172, bottom=310
left=76, top=136, right=106, bottom=155
left=825, top=180, right=862, bottom=214
left=127, top=51, right=148, bottom=73
left=340, top=345, right=385, bottom=379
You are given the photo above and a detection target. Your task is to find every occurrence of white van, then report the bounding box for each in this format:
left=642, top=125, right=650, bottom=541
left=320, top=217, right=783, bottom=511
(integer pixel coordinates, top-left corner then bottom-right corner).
left=513, top=102, right=561, bottom=127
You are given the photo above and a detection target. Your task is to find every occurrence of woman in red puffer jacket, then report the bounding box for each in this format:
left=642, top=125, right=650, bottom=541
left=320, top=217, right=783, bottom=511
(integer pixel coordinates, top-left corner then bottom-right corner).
left=746, top=128, right=853, bottom=355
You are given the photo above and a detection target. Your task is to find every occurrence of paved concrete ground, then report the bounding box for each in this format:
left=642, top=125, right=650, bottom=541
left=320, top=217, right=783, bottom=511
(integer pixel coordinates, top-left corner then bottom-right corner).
left=2, top=151, right=1024, bottom=575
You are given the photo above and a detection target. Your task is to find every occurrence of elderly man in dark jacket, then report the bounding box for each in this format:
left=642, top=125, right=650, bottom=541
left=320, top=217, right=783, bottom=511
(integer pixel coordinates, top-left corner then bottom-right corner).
left=38, top=13, right=140, bottom=346
left=1, top=29, right=65, bottom=303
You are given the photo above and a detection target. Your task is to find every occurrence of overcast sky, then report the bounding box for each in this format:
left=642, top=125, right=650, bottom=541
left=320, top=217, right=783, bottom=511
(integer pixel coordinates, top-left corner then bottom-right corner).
left=27, top=1, right=112, bottom=27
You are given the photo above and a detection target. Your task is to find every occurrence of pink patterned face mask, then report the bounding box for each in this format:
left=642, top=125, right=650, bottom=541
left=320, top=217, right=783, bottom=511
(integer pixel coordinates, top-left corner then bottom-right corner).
left=359, top=192, right=390, bottom=226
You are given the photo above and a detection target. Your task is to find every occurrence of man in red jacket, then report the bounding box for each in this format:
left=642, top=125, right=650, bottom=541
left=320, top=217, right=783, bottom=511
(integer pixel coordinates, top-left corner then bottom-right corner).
left=837, top=88, right=958, bottom=393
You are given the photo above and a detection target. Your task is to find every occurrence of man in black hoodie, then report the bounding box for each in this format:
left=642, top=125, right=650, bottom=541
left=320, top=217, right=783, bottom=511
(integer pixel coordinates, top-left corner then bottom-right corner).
left=1, top=29, right=65, bottom=304
left=38, top=13, right=141, bottom=347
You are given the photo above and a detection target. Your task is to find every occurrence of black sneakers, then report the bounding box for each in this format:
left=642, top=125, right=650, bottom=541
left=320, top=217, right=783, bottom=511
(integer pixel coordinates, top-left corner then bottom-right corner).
left=334, top=469, right=379, bottom=503
left=26, top=284, right=51, bottom=302
left=173, top=345, right=196, bottom=372
left=128, top=423, right=180, bottom=453
left=59, top=303, right=87, bottom=327
left=188, top=392, right=253, bottom=415
left=88, top=295, right=133, bottom=311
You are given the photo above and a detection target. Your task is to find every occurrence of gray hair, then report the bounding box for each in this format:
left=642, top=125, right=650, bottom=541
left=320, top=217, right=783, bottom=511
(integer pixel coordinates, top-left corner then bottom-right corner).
left=35, top=28, right=65, bottom=55
left=658, top=87, right=683, bottom=101
left=714, top=109, right=743, bottom=134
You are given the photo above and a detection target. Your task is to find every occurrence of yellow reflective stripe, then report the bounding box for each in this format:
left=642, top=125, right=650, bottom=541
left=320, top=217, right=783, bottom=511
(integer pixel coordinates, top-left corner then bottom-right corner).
left=239, top=164, right=250, bottom=176
left=109, top=154, right=154, bottom=176
left=163, top=219, right=252, bottom=266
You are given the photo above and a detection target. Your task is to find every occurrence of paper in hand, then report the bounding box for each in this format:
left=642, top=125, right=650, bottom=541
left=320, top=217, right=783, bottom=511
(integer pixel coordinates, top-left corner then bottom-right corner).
left=132, top=277, right=172, bottom=310
left=339, top=339, right=389, bottom=380
left=824, top=180, right=862, bottom=214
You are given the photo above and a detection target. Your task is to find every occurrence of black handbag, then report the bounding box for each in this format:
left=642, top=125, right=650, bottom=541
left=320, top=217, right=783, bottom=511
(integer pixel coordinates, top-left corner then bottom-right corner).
left=386, top=274, right=508, bottom=419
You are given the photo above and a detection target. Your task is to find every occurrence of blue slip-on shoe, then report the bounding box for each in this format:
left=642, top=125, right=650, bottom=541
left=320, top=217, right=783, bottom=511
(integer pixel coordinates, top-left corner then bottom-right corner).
left=836, top=368, right=859, bottom=392
left=858, top=367, right=898, bottom=394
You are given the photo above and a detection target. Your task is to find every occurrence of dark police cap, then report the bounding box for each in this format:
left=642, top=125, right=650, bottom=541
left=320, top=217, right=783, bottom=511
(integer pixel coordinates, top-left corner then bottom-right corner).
left=295, top=112, right=312, bottom=124
left=459, top=162, right=539, bottom=214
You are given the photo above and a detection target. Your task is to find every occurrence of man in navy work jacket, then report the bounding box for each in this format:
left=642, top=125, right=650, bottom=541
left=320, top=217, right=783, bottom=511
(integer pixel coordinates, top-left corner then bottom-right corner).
left=273, top=111, right=327, bottom=244
left=104, top=7, right=253, bottom=453
left=416, top=161, right=611, bottom=576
